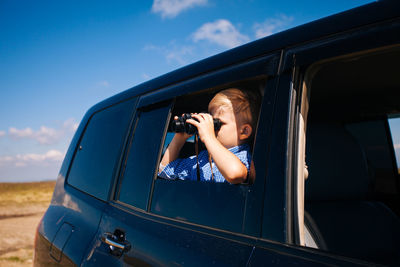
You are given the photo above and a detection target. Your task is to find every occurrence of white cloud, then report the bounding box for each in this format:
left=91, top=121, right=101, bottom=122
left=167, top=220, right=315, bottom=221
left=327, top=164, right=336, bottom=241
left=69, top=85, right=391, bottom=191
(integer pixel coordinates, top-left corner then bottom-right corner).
left=97, top=81, right=110, bottom=87
left=8, top=118, right=78, bottom=145
left=0, top=156, right=13, bottom=164
left=36, top=126, right=59, bottom=145
left=394, top=144, right=400, bottom=149
left=142, top=73, right=151, bottom=80
left=9, top=127, right=33, bottom=138
left=165, top=46, right=194, bottom=65
left=143, top=44, right=159, bottom=51
left=253, top=14, right=294, bottom=39
left=0, top=131, right=5, bottom=137
left=9, top=126, right=59, bottom=145
left=144, top=42, right=194, bottom=66
left=63, top=118, right=79, bottom=132
left=152, top=0, right=207, bottom=19
left=192, top=19, right=250, bottom=49
left=0, top=150, right=64, bottom=168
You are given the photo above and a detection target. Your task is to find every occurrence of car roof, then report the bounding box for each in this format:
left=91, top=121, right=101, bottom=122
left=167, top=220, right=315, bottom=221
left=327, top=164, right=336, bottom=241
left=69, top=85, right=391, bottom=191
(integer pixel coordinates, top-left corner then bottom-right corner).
left=91, top=0, right=399, bottom=113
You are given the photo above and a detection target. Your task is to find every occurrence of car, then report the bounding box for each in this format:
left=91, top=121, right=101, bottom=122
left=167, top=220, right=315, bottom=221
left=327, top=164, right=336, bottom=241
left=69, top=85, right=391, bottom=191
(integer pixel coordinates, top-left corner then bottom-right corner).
left=34, top=1, right=400, bottom=266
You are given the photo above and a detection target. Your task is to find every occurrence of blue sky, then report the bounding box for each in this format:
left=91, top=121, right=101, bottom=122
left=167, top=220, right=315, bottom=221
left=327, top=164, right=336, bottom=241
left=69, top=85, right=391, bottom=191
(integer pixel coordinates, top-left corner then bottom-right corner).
left=0, top=0, right=391, bottom=182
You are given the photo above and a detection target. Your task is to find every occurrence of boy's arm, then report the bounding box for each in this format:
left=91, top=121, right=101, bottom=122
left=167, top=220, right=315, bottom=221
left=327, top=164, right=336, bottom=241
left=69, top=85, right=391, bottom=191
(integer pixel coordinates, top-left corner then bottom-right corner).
left=204, top=139, right=248, bottom=184
left=160, top=132, right=189, bottom=170
left=188, top=114, right=247, bottom=184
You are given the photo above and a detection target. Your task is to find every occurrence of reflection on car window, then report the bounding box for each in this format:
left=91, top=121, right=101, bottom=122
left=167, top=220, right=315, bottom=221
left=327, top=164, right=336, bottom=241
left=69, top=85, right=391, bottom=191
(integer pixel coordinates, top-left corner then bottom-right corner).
left=162, top=133, right=194, bottom=155
left=67, top=99, right=134, bottom=200
left=389, top=117, right=400, bottom=174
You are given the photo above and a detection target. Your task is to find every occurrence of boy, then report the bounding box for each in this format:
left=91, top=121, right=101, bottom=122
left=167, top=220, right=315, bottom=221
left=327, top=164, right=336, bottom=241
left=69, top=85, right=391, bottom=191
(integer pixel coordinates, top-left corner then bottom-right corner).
left=158, top=88, right=259, bottom=184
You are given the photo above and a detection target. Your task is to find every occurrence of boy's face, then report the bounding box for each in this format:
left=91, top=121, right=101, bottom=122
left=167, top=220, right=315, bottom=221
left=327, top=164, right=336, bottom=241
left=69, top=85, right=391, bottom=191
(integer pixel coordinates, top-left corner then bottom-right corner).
left=209, top=105, right=242, bottom=149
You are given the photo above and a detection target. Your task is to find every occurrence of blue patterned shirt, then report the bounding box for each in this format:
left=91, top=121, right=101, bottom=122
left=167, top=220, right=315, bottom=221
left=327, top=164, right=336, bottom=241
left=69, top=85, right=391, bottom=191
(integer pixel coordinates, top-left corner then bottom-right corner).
left=158, top=144, right=251, bottom=183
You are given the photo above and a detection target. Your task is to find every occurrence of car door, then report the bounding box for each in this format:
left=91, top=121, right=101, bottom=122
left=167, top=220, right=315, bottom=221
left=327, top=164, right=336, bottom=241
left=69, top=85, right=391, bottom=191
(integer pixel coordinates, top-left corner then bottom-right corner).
left=82, top=99, right=258, bottom=267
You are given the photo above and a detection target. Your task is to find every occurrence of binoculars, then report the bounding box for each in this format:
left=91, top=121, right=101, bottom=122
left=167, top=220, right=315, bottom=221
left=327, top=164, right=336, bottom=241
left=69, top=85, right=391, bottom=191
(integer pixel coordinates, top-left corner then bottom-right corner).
left=171, top=113, right=221, bottom=135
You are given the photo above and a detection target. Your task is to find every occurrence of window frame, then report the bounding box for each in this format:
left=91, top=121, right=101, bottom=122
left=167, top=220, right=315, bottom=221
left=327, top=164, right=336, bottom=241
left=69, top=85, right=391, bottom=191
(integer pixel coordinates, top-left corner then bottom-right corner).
left=148, top=82, right=267, bottom=234
left=114, top=101, right=173, bottom=211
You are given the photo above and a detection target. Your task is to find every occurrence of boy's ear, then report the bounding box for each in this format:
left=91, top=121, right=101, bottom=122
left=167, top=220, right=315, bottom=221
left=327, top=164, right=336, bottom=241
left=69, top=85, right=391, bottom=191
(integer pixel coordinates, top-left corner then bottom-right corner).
left=239, top=124, right=252, bottom=140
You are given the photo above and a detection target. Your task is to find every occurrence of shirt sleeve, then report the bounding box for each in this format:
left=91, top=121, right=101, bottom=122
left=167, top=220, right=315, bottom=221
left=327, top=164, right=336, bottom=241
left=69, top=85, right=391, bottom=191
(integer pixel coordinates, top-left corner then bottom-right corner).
left=237, top=150, right=251, bottom=171
left=229, top=145, right=252, bottom=171
left=158, top=155, right=198, bottom=180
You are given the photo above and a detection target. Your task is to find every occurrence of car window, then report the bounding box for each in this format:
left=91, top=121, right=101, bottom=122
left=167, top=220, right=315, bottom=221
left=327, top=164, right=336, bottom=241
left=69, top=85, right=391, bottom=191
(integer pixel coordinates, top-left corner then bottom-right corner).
left=67, top=99, right=135, bottom=201
left=150, top=79, right=266, bottom=233
left=117, top=102, right=171, bottom=210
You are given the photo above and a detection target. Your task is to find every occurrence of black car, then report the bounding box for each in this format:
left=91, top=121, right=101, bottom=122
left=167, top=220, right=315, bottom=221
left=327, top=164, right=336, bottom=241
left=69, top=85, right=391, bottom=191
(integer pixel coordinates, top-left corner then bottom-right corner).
left=34, top=1, right=400, bottom=266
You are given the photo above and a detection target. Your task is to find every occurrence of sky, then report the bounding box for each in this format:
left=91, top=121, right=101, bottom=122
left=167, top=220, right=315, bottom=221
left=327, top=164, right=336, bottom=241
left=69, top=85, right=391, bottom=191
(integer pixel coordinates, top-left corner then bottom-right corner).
left=1, top=0, right=394, bottom=182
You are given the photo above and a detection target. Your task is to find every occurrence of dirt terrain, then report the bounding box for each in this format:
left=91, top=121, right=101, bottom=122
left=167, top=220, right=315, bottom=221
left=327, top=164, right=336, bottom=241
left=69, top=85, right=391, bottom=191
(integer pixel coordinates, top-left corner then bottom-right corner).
left=0, top=181, right=55, bottom=267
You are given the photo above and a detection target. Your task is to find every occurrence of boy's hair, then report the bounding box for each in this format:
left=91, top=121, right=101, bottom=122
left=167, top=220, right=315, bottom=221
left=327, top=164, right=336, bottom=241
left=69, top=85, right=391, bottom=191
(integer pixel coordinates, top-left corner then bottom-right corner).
left=209, top=88, right=261, bottom=135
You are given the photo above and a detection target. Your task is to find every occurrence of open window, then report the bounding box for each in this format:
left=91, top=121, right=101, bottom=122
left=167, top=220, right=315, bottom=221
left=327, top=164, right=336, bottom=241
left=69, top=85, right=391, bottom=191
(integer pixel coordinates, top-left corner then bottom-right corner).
left=300, top=46, right=400, bottom=265
left=150, top=77, right=266, bottom=232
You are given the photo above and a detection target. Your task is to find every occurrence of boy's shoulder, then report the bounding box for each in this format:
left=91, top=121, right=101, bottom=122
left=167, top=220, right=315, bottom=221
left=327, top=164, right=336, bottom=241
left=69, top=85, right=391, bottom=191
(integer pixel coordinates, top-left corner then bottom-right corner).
left=228, top=144, right=251, bottom=154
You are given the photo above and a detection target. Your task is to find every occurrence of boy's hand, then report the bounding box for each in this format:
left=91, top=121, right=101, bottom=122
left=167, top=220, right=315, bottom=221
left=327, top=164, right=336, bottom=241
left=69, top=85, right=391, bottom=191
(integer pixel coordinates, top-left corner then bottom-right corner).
left=160, top=115, right=193, bottom=168
left=187, top=113, right=217, bottom=144
left=187, top=113, right=247, bottom=184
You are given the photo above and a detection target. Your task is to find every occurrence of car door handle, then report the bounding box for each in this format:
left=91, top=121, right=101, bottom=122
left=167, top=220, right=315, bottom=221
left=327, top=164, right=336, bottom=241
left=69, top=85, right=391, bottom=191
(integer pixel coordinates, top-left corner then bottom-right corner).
left=101, top=229, right=131, bottom=257
left=103, top=234, right=127, bottom=250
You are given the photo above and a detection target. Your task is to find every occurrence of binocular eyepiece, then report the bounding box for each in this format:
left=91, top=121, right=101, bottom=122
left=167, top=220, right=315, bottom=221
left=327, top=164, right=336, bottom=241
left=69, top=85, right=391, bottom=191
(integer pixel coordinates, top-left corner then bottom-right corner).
left=171, top=113, right=221, bottom=135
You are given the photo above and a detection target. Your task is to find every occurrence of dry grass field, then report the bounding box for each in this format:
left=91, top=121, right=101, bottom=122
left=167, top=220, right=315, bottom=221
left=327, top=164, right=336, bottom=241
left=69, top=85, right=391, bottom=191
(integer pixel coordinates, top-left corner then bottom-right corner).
left=0, top=181, right=56, bottom=267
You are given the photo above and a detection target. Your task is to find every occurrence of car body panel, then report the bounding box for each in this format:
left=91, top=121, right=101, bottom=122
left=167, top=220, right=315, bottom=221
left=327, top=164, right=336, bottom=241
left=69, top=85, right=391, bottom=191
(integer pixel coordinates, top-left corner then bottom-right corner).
left=83, top=204, right=255, bottom=266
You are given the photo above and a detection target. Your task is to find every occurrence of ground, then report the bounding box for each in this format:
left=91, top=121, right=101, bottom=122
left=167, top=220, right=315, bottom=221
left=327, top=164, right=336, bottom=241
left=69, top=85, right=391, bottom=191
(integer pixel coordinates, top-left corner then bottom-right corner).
left=0, top=181, right=55, bottom=267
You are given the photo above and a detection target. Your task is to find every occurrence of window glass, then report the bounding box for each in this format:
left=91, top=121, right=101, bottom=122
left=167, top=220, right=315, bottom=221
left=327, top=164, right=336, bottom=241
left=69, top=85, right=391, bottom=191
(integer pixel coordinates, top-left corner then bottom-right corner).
left=151, top=180, right=248, bottom=232
left=118, top=103, right=171, bottom=210
left=67, top=99, right=135, bottom=201
left=389, top=117, right=400, bottom=174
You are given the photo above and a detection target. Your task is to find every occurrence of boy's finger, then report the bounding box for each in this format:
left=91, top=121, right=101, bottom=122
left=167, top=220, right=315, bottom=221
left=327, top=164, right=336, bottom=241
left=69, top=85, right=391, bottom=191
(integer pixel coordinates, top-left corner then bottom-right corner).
left=198, top=113, right=213, bottom=122
left=190, top=113, right=203, bottom=121
left=193, top=113, right=210, bottom=120
left=185, top=118, right=199, bottom=126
